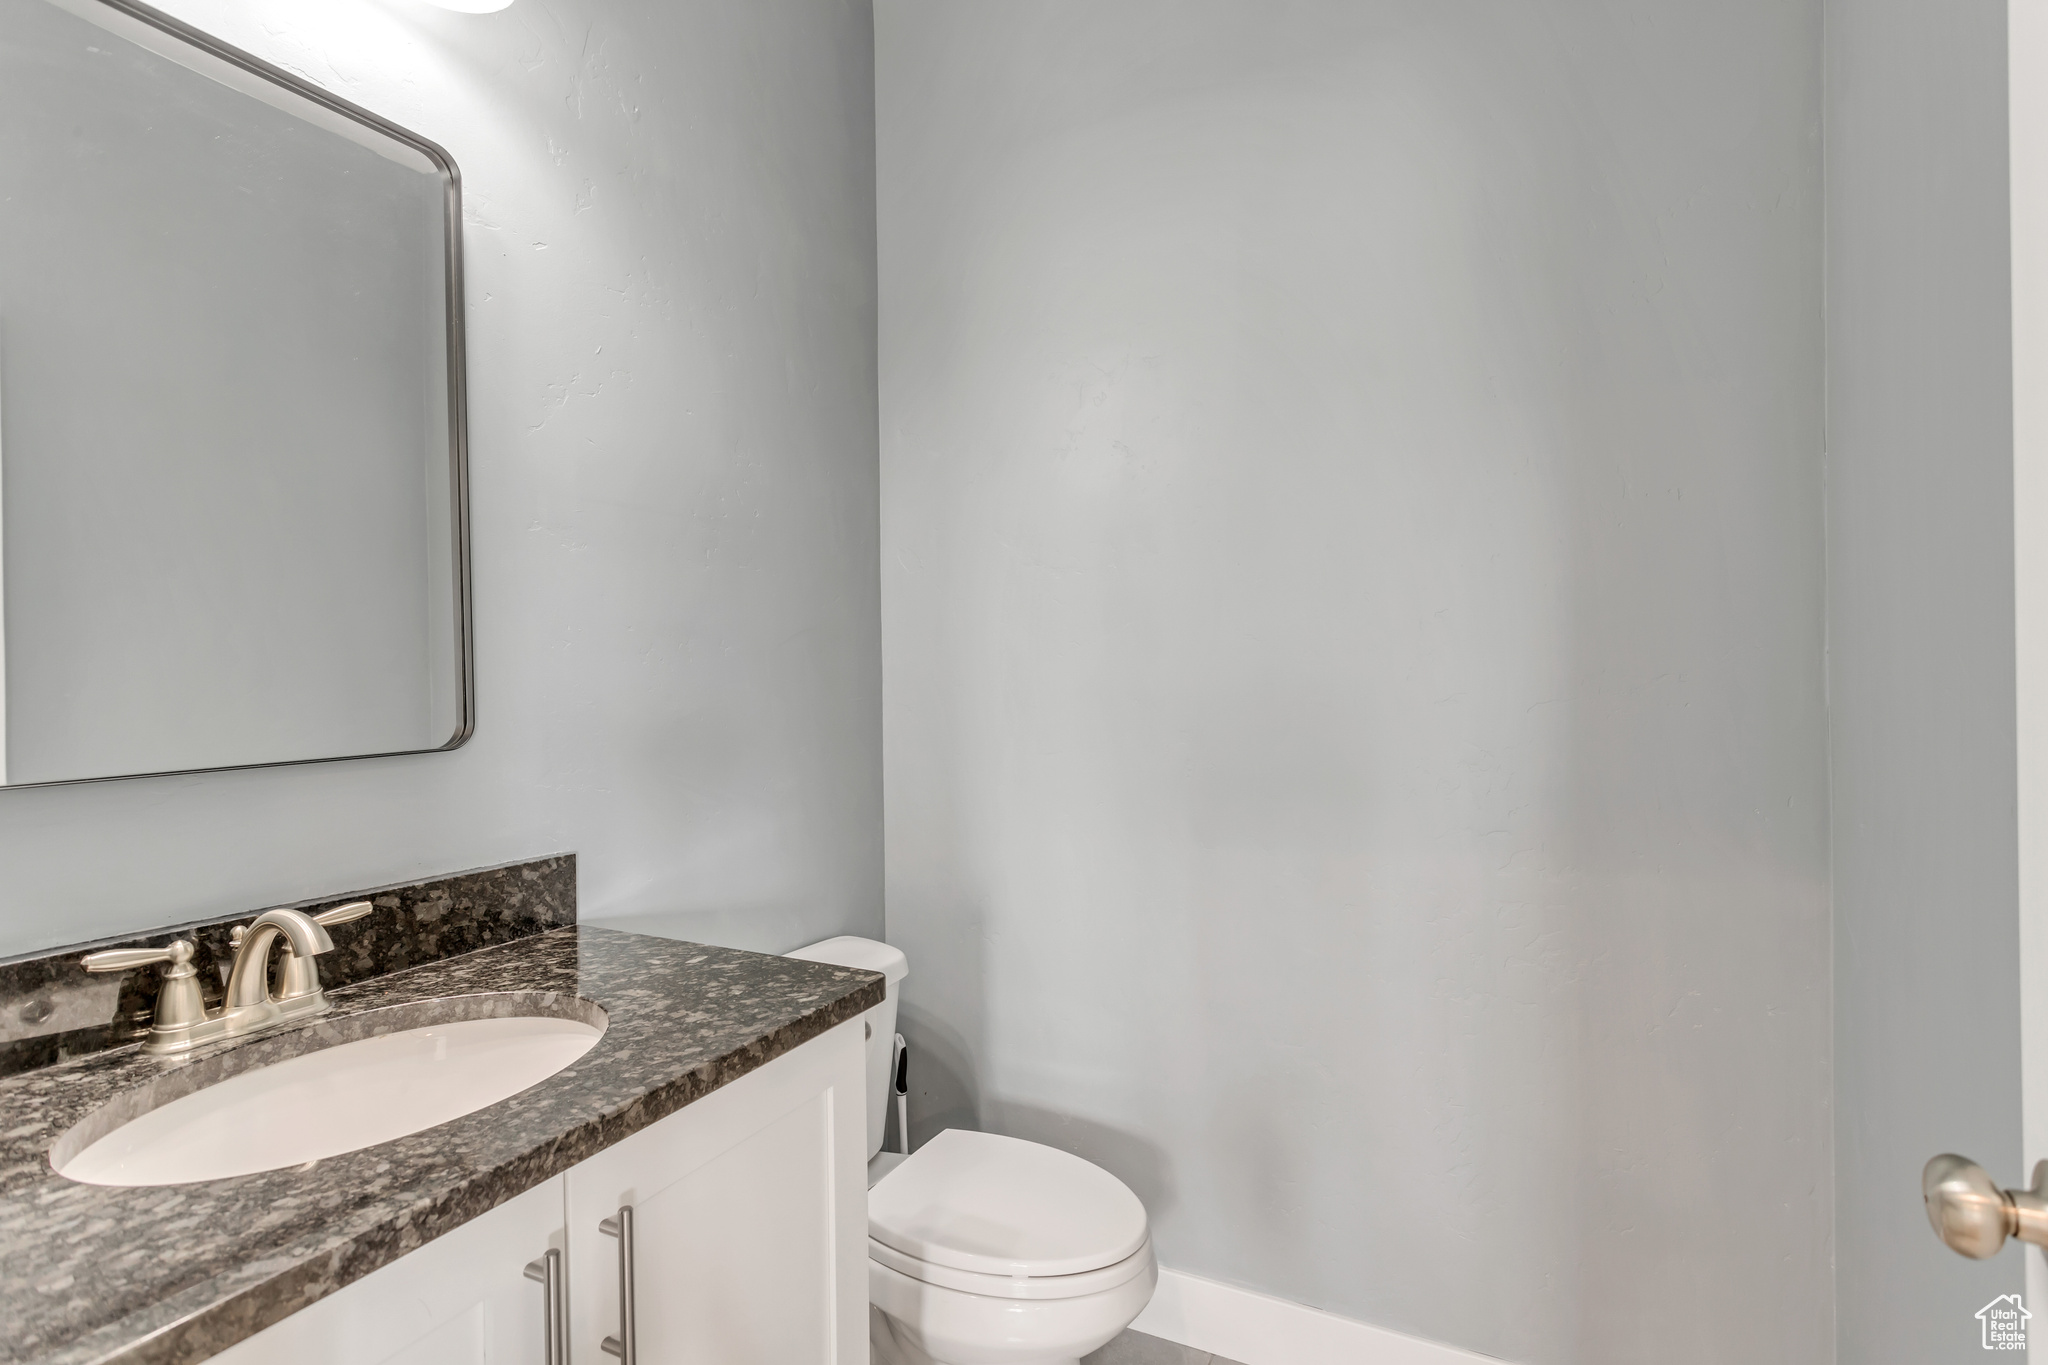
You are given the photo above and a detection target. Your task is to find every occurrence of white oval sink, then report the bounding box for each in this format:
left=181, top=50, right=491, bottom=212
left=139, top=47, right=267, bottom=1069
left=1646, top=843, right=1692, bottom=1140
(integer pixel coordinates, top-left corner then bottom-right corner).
left=55, top=1015, right=603, bottom=1187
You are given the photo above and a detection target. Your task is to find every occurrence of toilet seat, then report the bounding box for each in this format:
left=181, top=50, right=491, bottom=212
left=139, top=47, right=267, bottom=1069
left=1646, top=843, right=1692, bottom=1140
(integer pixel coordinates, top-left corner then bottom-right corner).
left=869, top=1235, right=1156, bottom=1301
left=868, top=1129, right=1151, bottom=1280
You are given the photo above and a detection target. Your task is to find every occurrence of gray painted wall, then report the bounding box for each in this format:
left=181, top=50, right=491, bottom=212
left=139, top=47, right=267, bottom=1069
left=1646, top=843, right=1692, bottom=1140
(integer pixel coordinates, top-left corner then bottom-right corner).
left=0, top=0, right=881, bottom=959
left=1826, top=2, right=2027, bottom=1361
left=877, top=4, right=1831, bottom=1363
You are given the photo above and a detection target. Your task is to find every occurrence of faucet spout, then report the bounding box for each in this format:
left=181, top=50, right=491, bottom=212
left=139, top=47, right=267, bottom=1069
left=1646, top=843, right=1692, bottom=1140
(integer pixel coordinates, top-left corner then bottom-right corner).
left=224, top=909, right=334, bottom=1009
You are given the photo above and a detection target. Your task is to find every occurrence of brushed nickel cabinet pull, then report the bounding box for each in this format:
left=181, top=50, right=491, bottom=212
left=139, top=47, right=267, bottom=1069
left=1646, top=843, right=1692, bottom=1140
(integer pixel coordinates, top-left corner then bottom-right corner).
left=523, top=1247, right=566, bottom=1365
left=599, top=1205, right=636, bottom=1363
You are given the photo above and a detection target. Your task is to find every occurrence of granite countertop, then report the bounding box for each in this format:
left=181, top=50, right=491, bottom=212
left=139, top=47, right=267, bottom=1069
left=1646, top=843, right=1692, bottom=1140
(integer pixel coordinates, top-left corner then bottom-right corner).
left=0, top=926, right=885, bottom=1365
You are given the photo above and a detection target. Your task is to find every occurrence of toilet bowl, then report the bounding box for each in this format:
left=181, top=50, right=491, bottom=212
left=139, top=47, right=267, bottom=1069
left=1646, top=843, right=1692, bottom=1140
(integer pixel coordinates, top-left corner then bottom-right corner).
left=787, top=938, right=1158, bottom=1365
left=868, top=1255, right=1158, bottom=1365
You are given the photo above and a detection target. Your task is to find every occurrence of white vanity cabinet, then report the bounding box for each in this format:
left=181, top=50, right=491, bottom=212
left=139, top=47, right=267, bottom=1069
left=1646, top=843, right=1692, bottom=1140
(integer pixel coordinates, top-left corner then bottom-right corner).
left=210, top=1018, right=868, bottom=1365
left=563, top=1015, right=869, bottom=1364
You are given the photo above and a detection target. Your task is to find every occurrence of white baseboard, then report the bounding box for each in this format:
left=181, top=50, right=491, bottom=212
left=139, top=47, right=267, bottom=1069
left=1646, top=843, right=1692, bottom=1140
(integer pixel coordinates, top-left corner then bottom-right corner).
left=1129, top=1267, right=1508, bottom=1365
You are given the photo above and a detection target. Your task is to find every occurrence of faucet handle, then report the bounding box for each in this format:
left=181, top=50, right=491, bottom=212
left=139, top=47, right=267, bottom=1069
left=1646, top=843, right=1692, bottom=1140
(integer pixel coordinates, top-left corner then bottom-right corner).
left=83, top=940, right=194, bottom=974
left=82, top=940, right=209, bottom=1039
left=311, top=900, right=373, bottom=928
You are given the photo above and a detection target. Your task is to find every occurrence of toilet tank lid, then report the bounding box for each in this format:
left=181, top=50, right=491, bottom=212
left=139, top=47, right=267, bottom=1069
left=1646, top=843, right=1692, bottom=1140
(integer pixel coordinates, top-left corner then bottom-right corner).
left=786, top=936, right=908, bottom=985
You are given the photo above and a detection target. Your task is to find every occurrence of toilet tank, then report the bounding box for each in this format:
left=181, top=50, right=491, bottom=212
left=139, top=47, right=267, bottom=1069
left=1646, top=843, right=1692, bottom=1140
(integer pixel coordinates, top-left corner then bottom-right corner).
left=785, top=936, right=907, bottom=1160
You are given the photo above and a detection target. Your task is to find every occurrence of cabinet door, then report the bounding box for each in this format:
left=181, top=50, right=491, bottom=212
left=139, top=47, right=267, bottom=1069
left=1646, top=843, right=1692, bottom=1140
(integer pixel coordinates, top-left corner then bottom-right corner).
left=210, top=1177, right=566, bottom=1365
left=564, top=1019, right=868, bottom=1365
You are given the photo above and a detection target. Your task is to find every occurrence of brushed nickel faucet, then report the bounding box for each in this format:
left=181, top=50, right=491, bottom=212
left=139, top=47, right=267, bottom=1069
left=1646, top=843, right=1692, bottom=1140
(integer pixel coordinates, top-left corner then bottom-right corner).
left=81, top=901, right=373, bottom=1057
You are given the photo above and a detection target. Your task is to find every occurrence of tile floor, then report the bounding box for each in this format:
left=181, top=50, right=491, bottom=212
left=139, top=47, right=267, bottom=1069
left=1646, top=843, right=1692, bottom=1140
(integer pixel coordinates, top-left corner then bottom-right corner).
left=1082, top=1328, right=1250, bottom=1365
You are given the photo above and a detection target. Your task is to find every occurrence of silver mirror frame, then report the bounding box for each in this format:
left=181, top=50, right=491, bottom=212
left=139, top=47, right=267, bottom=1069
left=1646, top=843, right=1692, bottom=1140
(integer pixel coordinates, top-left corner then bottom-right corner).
left=3, top=0, right=474, bottom=789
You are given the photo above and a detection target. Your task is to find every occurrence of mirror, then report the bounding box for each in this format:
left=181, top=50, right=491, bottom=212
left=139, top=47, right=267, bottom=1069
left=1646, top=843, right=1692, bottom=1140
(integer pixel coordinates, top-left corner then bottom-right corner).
left=0, top=0, right=470, bottom=787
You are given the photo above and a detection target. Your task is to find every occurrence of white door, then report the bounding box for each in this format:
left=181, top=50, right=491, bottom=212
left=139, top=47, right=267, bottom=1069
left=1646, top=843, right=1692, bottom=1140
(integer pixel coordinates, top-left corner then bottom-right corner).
left=2007, top=4, right=2048, bottom=1359
left=209, top=1177, right=566, bottom=1365
left=2023, top=4, right=2048, bottom=1358
left=563, top=1019, right=870, bottom=1365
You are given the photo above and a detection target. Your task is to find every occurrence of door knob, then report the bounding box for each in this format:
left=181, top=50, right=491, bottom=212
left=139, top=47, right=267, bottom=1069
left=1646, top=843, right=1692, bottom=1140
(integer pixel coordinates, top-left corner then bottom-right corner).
left=1924, top=1154, right=2048, bottom=1258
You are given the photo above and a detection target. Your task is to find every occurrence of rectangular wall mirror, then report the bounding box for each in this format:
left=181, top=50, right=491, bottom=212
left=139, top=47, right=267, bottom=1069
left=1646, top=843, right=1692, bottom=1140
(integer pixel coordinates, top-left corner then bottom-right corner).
left=0, top=0, right=471, bottom=788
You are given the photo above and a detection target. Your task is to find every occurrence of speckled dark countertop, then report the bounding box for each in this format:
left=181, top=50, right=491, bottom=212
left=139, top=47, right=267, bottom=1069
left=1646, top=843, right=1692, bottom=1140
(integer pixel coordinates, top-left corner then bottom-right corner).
left=0, top=926, right=884, bottom=1365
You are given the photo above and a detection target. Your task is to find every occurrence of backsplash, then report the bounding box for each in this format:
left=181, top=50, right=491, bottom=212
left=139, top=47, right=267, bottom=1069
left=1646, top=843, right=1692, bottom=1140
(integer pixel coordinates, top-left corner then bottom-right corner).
left=0, top=855, right=575, bottom=1077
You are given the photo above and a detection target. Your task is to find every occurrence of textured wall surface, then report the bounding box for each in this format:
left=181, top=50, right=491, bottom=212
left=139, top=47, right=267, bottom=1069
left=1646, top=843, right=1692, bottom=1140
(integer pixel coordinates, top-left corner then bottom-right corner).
left=0, top=0, right=882, bottom=958
left=877, top=4, right=1831, bottom=1362
left=1827, top=2, right=2026, bottom=1361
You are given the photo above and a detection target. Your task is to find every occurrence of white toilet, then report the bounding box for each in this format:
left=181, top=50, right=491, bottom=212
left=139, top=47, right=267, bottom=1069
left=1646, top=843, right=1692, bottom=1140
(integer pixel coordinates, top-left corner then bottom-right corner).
left=787, top=937, right=1158, bottom=1365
